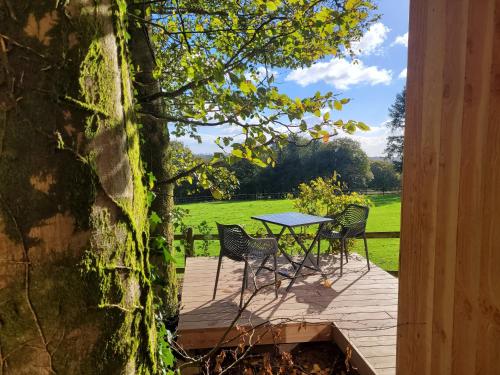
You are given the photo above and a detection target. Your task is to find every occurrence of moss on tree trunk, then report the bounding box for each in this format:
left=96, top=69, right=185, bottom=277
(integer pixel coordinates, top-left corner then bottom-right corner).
left=128, top=12, right=178, bottom=318
left=0, top=0, right=156, bottom=373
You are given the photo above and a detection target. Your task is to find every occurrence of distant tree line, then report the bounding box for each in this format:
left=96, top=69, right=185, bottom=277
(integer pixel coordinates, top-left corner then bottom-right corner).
left=175, top=137, right=401, bottom=200
left=174, top=87, right=407, bottom=202
left=232, top=137, right=372, bottom=194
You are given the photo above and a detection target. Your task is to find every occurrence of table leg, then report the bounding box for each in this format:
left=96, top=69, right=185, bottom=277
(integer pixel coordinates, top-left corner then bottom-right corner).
left=286, top=224, right=326, bottom=291
left=261, top=223, right=297, bottom=269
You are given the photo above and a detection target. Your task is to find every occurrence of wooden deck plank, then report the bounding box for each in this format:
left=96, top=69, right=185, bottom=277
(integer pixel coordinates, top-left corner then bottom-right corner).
left=177, top=255, right=398, bottom=375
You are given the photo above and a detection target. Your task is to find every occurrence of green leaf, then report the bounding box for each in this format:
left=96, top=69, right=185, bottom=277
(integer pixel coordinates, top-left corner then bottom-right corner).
left=334, top=100, right=342, bottom=111
left=356, top=121, right=370, bottom=131
left=149, top=212, right=162, bottom=231
left=266, top=1, right=278, bottom=11
left=231, top=149, right=244, bottom=158
left=251, top=158, right=267, bottom=167
left=162, top=246, right=176, bottom=264
left=239, top=80, right=256, bottom=94
left=299, top=120, right=307, bottom=131
left=346, top=0, right=357, bottom=10
left=211, top=189, right=223, bottom=200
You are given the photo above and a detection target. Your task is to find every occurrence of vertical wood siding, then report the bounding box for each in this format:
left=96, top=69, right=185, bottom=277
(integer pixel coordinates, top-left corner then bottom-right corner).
left=397, top=1, right=500, bottom=374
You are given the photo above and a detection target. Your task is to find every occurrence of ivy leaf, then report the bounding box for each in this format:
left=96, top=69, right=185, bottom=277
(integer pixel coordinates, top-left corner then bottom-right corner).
left=162, top=246, right=175, bottom=264
left=149, top=212, right=162, bottom=231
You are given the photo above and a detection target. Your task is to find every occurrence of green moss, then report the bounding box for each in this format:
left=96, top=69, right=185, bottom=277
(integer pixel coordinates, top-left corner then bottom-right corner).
left=76, top=1, right=157, bottom=373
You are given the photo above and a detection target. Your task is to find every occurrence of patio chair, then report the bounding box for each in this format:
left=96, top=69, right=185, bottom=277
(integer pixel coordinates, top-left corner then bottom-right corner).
left=318, top=204, right=370, bottom=275
left=214, top=223, right=279, bottom=309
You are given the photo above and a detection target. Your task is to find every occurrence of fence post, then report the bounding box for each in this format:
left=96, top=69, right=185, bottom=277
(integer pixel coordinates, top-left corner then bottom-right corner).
left=185, top=227, right=194, bottom=259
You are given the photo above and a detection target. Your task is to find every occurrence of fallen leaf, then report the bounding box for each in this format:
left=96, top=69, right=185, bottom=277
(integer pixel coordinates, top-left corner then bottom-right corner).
left=321, top=278, right=333, bottom=288
left=214, top=351, right=226, bottom=373
left=311, top=363, right=322, bottom=373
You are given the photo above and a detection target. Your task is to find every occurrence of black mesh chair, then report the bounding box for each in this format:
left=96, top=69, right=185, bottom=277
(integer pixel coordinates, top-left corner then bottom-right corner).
left=214, top=223, right=279, bottom=309
left=318, top=204, right=370, bottom=275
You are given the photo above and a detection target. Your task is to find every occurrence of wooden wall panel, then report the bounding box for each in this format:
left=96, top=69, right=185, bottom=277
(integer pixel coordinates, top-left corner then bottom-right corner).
left=397, top=1, right=500, bottom=374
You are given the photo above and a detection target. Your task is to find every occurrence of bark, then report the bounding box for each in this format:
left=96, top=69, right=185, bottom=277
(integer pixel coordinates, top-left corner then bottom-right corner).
left=128, top=7, right=178, bottom=318
left=0, top=1, right=155, bottom=374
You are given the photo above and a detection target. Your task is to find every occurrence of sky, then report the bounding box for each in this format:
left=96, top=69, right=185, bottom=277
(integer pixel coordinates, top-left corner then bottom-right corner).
left=173, top=1, right=410, bottom=157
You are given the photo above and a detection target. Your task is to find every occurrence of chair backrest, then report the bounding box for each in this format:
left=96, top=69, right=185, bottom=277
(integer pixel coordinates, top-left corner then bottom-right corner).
left=336, top=204, right=369, bottom=237
left=216, top=223, right=250, bottom=261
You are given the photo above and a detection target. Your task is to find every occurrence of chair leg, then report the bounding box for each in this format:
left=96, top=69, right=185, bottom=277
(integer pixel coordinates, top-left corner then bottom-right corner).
left=240, top=262, right=248, bottom=309
left=363, top=234, right=370, bottom=270
left=255, top=255, right=270, bottom=276
left=340, top=239, right=345, bottom=276
left=317, top=238, right=321, bottom=266
left=273, top=254, right=278, bottom=299
left=213, top=254, right=223, bottom=300
left=344, top=240, right=349, bottom=263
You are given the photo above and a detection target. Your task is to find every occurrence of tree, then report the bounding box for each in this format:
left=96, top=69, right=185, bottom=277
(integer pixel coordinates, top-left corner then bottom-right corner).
left=317, top=138, right=372, bottom=189
left=138, top=0, right=375, bottom=167
left=170, top=141, right=239, bottom=199
left=0, top=1, right=157, bottom=373
left=369, top=160, right=400, bottom=193
left=0, top=0, right=378, bottom=373
left=385, top=87, right=406, bottom=172
left=227, top=137, right=372, bottom=195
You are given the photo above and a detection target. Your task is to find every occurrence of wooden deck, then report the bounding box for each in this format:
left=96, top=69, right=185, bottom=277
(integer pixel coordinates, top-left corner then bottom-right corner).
left=178, top=254, right=398, bottom=375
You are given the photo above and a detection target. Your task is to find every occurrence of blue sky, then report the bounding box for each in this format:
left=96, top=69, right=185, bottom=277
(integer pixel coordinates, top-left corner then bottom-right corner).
left=175, top=1, right=409, bottom=157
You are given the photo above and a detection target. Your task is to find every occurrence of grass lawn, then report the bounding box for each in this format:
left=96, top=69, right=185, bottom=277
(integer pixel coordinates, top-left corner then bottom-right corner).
left=174, top=194, right=401, bottom=271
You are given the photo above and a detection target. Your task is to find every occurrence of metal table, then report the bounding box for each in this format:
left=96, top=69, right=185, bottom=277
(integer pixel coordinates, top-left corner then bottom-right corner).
left=251, top=212, right=334, bottom=291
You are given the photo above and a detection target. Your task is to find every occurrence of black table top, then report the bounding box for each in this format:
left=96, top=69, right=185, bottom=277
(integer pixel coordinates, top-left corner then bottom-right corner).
left=251, top=212, right=334, bottom=227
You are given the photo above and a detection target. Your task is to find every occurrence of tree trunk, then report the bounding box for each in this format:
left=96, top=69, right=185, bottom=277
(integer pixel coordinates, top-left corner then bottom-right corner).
left=128, top=7, right=178, bottom=318
left=0, top=1, right=156, bottom=374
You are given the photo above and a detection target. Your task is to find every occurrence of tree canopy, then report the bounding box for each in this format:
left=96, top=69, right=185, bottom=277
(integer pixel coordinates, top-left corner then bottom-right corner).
left=132, top=0, right=378, bottom=196
left=369, top=160, right=400, bottom=192
left=175, top=137, right=373, bottom=198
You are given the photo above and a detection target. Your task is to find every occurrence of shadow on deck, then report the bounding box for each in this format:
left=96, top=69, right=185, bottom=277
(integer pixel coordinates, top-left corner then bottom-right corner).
left=177, top=254, right=398, bottom=375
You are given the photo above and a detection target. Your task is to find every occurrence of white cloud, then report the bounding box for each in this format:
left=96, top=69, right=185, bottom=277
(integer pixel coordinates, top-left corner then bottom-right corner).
left=351, top=22, right=391, bottom=56
left=350, top=121, right=391, bottom=157
left=392, top=32, right=408, bottom=47
left=286, top=58, right=392, bottom=90
left=398, top=68, right=407, bottom=79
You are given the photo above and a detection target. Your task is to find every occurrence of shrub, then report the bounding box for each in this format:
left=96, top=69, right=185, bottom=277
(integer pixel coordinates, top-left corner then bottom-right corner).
left=293, top=173, right=371, bottom=217
left=293, top=173, right=371, bottom=252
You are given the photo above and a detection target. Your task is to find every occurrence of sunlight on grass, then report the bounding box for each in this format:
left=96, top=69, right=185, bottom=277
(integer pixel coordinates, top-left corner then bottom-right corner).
left=174, top=194, right=401, bottom=271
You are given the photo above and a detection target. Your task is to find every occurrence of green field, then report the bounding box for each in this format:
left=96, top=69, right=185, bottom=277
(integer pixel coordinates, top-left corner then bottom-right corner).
left=174, top=194, right=401, bottom=271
